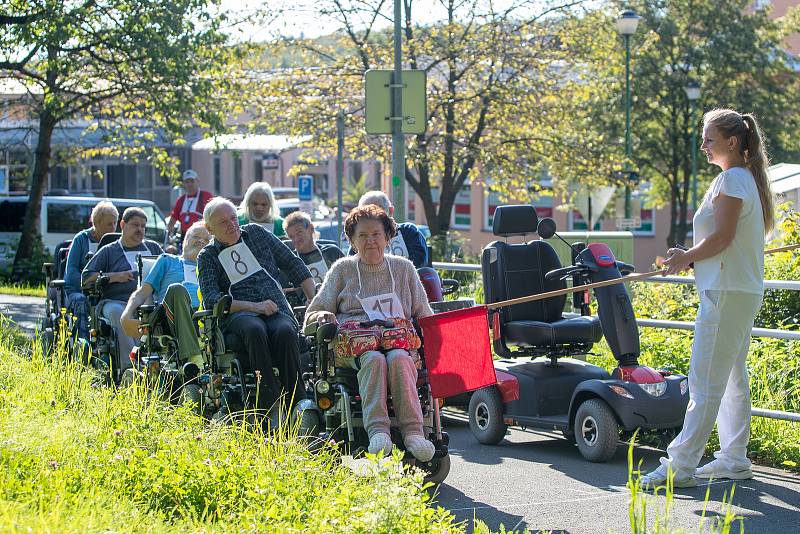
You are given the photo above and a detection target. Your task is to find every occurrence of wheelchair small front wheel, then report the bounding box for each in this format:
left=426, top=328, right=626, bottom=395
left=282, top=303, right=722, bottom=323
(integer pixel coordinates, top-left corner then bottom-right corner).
left=421, top=453, right=450, bottom=485
left=468, top=387, right=507, bottom=445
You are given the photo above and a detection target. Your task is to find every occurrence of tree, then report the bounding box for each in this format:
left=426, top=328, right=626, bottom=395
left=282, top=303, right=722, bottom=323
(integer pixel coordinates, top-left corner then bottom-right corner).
left=240, top=0, right=622, bottom=242
left=614, top=0, right=800, bottom=246
left=0, top=0, right=233, bottom=277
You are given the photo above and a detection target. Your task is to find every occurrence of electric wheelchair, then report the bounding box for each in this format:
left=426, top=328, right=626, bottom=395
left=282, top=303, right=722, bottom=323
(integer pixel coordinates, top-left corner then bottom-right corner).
left=302, top=318, right=451, bottom=483
left=41, top=240, right=74, bottom=354
left=183, top=295, right=319, bottom=432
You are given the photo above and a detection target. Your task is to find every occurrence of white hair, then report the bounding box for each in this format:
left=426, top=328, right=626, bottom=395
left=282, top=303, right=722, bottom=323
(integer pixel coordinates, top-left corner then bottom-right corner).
left=91, top=200, right=118, bottom=224
left=358, top=190, right=392, bottom=213
left=240, top=182, right=277, bottom=223
left=203, top=196, right=237, bottom=222
left=184, top=220, right=210, bottom=243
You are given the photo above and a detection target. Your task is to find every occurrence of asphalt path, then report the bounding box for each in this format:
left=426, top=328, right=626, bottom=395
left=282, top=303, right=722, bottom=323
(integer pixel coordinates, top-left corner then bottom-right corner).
left=434, top=410, right=800, bottom=533
left=2, top=293, right=799, bottom=533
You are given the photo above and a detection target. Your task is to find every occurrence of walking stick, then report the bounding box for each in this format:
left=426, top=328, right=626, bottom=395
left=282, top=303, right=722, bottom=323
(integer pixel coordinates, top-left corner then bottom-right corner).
left=485, top=242, right=800, bottom=311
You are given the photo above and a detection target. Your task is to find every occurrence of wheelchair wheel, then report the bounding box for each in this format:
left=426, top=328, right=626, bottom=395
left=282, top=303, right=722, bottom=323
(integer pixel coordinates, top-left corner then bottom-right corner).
left=119, top=368, right=137, bottom=388
left=181, top=383, right=203, bottom=415
left=421, top=453, right=451, bottom=485
left=574, top=398, right=619, bottom=463
left=468, top=387, right=507, bottom=445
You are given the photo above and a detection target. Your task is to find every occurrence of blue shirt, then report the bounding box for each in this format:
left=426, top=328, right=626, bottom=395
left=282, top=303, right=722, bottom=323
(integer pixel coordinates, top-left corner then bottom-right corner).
left=64, top=228, right=99, bottom=296
left=143, top=254, right=200, bottom=307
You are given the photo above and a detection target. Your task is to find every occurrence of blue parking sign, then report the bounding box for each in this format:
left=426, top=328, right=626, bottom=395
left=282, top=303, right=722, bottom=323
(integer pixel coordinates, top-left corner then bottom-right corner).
left=298, top=175, right=313, bottom=201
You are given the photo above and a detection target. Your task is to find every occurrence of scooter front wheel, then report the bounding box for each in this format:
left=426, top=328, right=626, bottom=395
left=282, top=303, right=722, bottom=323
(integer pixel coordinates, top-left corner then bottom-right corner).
left=468, top=387, right=507, bottom=445
left=574, top=398, right=619, bottom=462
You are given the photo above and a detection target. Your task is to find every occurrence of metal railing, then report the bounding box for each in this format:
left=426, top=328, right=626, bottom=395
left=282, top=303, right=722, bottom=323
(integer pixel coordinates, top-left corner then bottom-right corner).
left=432, top=261, right=800, bottom=422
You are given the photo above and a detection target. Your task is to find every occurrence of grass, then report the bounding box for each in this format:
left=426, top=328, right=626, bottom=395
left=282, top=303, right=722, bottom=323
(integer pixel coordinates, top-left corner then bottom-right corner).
left=0, top=316, right=460, bottom=533
left=0, top=283, right=46, bottom=298
left=625, top=436, right=742, bottom=533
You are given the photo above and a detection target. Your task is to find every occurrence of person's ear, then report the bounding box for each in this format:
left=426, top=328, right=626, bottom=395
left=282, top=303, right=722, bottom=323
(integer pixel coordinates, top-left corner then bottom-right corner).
left=120, top=219, right=127, bottom=231
left=728, top=135, right=738, bottom=152
left=389, top=205, right=395, bottom=217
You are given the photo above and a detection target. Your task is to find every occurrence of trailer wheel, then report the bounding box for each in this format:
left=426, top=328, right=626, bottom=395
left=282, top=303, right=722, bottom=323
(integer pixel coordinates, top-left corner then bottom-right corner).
left=574, top=398, right=619, bottom=462
left=468, top=387, right=507, bottom=445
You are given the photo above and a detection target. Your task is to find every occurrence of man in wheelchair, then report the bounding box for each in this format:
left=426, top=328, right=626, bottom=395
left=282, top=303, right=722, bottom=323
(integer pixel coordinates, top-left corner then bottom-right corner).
left=64, top=201, right=119, bottom=339
left=282, top=210, right=345, bottom=305
left=304, top=205, right=436, bottom=463
left=198, top=197, right=315, bottom=418
left=82, top=207, right=164, bottom=373
left=119, top=222, right=211, bottom=367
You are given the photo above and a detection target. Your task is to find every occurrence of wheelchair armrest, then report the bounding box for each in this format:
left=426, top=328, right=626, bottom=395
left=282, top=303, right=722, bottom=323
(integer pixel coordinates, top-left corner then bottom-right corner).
left=138, top=304, right=156, bottom=319
left=49, top=279, right=65, bottom=289
left=213, top=295, right=232, bottom=317
left=316, top=322, right=338, bottom=343
left=303, top=322, right=319, bottom=336
left=193, top=309, right=213, bottom=320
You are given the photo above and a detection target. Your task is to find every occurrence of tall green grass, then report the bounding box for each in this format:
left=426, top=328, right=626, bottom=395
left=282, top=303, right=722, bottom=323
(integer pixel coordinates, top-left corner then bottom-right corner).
left=0, top=317, right=460, bottom=532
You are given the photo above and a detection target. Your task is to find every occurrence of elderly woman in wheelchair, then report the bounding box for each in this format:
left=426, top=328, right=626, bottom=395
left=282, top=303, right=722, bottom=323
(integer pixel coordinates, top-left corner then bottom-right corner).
left=304, top=205, right=438, bottom=463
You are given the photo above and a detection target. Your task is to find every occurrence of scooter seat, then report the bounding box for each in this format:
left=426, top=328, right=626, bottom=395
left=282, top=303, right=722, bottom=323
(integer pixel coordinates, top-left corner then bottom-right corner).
left=504, top=315, right=602, bottom=347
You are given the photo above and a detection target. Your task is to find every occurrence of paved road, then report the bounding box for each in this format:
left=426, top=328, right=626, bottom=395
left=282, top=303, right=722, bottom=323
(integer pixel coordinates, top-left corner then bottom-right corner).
left=2, top=293, right=799, bottom=533
left=435, top=410, right=800, bottom=533
left=0, top=294, right=44, bottom=334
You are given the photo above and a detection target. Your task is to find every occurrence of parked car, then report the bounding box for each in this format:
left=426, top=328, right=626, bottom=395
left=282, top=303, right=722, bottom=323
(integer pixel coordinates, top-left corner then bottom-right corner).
left=315, top=220, right=349, bottom=254
left=276, top=197, right=333, bottom=221
left=271, top=187, right=299, bottom=201
left=0, top=195, right=169, bottom=266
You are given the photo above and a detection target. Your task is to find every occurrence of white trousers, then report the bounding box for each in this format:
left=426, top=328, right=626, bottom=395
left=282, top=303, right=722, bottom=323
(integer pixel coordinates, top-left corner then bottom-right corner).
left=661, top=289, right=762, bottom=479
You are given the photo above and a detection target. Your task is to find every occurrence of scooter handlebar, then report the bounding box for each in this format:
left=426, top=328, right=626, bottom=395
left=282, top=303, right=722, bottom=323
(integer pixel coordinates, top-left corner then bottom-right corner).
left=545, top=265, right=585, bottom=281
left=616, top=261, right=635, bottom=275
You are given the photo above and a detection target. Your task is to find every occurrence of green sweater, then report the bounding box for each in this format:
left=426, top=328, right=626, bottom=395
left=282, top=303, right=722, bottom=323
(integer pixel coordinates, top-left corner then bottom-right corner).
left=236, top=211, right=285, bottom=237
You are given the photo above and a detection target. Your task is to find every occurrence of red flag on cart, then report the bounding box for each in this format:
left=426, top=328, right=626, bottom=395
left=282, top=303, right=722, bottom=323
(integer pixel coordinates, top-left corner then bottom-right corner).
left=419, top=305, right=497, bottom=398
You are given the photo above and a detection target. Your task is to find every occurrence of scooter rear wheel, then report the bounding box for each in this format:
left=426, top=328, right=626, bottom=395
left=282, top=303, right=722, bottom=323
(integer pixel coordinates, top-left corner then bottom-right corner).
left=574, top=398, right=619, bottom=462
left=468, top=387, right=507, bottom=445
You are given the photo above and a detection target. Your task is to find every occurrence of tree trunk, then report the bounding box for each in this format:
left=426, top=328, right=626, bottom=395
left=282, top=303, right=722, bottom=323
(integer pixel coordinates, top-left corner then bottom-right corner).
left=12, top=107, right=56, bottom=279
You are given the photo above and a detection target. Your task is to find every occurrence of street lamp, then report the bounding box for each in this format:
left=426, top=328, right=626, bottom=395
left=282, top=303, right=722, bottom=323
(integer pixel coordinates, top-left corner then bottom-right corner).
left=684, top=80, right=701, bottom=212
left=616, top=10, right=640, bottom=220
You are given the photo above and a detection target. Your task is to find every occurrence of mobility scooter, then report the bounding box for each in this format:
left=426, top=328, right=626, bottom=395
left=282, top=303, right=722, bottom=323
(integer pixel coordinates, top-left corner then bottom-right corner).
left=466, top=205, right=689, bottom=462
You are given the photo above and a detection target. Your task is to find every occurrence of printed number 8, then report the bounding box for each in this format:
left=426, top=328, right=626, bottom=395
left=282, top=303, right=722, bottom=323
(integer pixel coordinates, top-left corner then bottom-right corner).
left=231, top=250, right=248, bottom=275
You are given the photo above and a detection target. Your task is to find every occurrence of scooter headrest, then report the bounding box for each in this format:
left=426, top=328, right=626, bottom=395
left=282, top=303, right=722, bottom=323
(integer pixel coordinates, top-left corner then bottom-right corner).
left=492, top=205, right=539, bottom=237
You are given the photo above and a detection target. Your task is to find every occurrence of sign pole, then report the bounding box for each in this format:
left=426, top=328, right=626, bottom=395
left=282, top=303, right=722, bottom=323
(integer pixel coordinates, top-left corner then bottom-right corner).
left=336, top=110, right=345, bottom=248
left=391, top=0, right=406, bottom=222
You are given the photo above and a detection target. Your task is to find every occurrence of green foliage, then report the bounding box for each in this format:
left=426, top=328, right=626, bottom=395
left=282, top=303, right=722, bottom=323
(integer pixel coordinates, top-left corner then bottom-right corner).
left=0, top=317, right=460, bottom=532
left=605, top=0, right=800, bottom=247
left=757, top=206, right=800, bottom=329
left=0, top=283, right=46, bottom=298
left=0, top=236, right=50, bottom=285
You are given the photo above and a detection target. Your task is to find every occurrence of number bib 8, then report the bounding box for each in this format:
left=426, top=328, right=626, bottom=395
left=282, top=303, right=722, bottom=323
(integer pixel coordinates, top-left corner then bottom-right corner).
left=218, top=241, right=263, bottom=286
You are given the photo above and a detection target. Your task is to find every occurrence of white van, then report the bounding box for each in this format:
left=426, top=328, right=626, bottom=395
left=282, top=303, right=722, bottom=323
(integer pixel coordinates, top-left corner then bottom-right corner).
left=0, top=195, right=169, bottom=265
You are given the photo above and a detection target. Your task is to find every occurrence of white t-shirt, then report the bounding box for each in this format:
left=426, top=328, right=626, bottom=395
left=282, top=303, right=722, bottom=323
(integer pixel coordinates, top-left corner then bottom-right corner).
left=693, top=166, right=764, bottom=295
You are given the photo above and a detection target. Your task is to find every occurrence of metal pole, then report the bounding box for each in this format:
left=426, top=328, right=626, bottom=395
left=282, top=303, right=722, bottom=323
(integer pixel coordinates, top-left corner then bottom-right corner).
left=624, top=33, right=632, bottom=219
left=690, top=103, right=698, bottom=212
left=391, top=0, right=406, bottom=222
left=336, top=110, right=344, bottom=248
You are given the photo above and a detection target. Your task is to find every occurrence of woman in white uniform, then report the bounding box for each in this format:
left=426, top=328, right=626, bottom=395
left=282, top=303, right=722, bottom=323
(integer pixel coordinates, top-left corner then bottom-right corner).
left=641, top=109, right=775, bottom=488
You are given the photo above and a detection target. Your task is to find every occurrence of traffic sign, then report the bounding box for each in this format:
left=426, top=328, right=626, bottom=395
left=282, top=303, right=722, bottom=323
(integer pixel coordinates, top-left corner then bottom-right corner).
left=298, top=175, right=313, bottom=201
left=364, top=69, right=427, bottom=135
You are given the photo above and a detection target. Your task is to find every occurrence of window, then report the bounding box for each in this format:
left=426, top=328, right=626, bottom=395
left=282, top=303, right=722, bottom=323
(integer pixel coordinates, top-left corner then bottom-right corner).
left=0, top=200, right=26, bottom=231
left=47, top=203, right=92, bottom=234
left=452, top=184, right=471, bottom=230
left=569, top=210, right=602, bottom=231
left=233, top=154, right=242, bottom=196
left=253, top=157, right=263, bottom=182
left=50, top=166, right=70, bottom=192
left=213, top=155, right=221, bottom=194
left=0, top=167, right=7, bottom=194
left=483, top=186, right=552, bottom=231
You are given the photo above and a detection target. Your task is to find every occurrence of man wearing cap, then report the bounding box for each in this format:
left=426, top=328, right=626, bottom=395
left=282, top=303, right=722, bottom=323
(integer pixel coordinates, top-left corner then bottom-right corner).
left=168, top=169, right=213, bottom=242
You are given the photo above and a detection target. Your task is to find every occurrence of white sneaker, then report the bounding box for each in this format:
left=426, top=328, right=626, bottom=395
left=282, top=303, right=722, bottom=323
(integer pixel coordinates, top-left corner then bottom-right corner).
left=368, top=432, right=393, bottom=457
left=639, top=466, right=698, bottom=489
left=695, top=459, right=753, bottom=480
